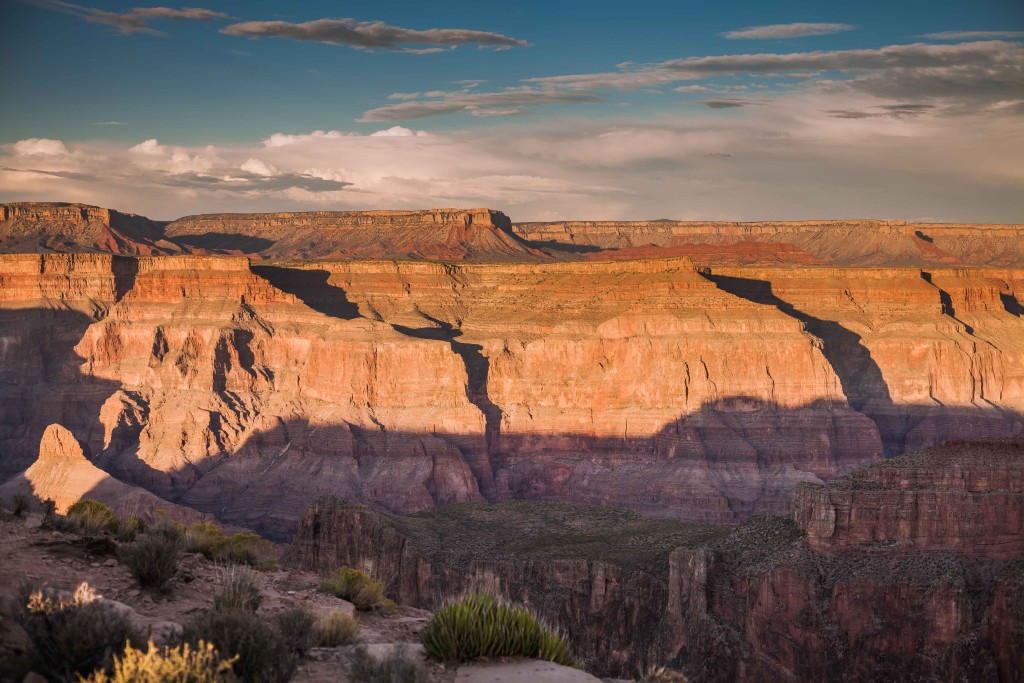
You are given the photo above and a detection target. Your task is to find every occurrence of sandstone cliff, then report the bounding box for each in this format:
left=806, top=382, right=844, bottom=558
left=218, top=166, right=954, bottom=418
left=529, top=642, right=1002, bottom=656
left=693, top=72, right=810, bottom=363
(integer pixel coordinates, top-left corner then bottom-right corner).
left=0, top=202, right=178, bottom=255
left=0, top=253, right=1021, bottom=539
left=0, top=423, right=210, bottom=522
left=285, top=440, right=1024, bottom=681
left=515, top=219, right=1024, bottom=267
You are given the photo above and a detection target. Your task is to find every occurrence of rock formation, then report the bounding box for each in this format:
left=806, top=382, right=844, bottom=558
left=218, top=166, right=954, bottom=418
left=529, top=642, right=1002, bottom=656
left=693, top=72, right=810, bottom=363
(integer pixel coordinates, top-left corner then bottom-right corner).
left=285, top=439, right=1024, bottom=681
left=0, top=203, right=177, bottom=255
left=514, top=218, right=1024, bottom=267
left=0, top=248, right=1021, bottom=539
left=0, top=423, right=208, bottom=521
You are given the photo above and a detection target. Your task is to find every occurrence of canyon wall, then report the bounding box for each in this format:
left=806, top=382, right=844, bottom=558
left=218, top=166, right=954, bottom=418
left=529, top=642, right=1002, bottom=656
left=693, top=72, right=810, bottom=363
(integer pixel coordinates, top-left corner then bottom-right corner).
left=1, top=252, right=1022, bottom=538
left=514, top=219, right=1024, bottom=266
left=286, top=440, right=1024, bottom=681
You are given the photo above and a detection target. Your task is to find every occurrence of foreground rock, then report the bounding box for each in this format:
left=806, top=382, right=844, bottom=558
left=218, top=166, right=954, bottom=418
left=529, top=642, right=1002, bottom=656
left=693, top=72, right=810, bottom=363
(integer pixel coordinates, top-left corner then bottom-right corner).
left=286, top=439, right=1024, bottom=681
left=455, top=660, right=601, bottom=683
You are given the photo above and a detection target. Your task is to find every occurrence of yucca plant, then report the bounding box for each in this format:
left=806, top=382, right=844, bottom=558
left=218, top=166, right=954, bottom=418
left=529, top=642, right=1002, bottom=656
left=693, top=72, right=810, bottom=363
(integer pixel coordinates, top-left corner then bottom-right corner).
left=420, top=591, right=576, bottom=667
left=213, top=565, right=262, bottom=613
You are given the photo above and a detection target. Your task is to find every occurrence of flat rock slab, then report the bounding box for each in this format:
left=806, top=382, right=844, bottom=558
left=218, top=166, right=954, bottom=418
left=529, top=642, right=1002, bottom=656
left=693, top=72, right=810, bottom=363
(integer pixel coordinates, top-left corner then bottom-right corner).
left=455, top=660, right=601, bottom=683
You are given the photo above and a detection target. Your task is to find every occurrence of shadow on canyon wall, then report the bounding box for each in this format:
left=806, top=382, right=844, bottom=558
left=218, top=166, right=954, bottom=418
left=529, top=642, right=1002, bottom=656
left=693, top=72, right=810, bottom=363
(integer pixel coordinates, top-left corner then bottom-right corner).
left=0, top=257, right=138, bottom=480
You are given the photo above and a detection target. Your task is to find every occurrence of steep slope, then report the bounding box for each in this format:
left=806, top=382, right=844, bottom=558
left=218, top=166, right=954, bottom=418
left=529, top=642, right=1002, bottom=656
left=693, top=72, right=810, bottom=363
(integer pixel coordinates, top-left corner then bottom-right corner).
left=0, top=203, right=179, bottom=255
left=0, top=423, right=208, bottom=521
left=1, top=254, right=1021, bottom=539
left=286, top=439, right=1024, bottom=681
left=515, top=219, right=1024, bottom=267
left=163, top=208, right=546, bottom=260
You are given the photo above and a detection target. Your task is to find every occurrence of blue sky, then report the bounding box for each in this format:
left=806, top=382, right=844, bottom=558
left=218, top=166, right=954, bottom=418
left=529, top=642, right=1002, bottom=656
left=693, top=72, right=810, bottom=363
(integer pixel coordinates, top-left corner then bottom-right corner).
left=1, top=0, right=1022, bottom=221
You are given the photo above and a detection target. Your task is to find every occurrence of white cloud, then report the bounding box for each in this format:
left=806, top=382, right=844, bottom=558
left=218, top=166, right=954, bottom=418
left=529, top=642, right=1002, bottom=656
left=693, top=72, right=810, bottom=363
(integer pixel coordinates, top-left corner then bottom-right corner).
left=369, top=126, right=428, bottom=137
left=13, top=138, right=70, bottom=156
left=723, top=23, right=856, bottom=40
left=21, top=1, right=227, bottom=35
left=239, top=158, right=278, bottom=176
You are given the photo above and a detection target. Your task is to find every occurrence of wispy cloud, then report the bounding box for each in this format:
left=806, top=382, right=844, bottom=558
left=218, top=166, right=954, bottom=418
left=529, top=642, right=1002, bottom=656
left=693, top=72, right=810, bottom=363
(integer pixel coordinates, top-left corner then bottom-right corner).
left=221, top=17, right=527, bottom=52
left=359, top=89, right=598, bottom=121
left=364, top=40, right=1023, bottom=120
left=93, top=120, right=126, bottom=126
left=20, top=0, right=226, bottom=35
left=921, top=30, right=1024, bottom=40
left=723, top=22, right=856, bottom=40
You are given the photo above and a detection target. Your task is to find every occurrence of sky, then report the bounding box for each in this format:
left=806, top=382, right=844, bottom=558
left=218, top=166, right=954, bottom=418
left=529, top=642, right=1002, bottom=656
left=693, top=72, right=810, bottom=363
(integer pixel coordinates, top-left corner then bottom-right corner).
left=1, top=0, right=1022, bottom=222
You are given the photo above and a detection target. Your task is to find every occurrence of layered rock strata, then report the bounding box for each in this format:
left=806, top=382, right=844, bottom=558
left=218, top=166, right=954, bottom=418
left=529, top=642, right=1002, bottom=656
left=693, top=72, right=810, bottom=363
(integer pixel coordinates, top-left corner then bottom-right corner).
left=1, top=253, right=1022, bottom=537
left=286, top=440, right=1024, bottom=681
left=0, top=202, right=177, bottom=255
left=514, top=219, right=1024, bottom=267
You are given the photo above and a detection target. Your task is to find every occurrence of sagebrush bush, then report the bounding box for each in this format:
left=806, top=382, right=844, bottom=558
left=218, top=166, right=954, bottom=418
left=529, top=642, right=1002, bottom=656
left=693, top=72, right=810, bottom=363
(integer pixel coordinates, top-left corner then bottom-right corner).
left=79, top=640, right=238, bottom=682
left=12, top=491, right=31, bottom=517
left=643, top=666, right=689, bottom=683
left=420, top=592, right=575, bottom=666
left=183, top=609, right=296, bottom=683
left=319, top=567, right=396, bottom=614
left=349, top=644, right=429, bottom=683
left=120, top=533, right=179, bottom=593
left=112, top=514, right=146, bottom=542
left=66, top=499, right=117, bottom=536
left=181, top=523, right=275, bottom=568
left=13, top=582, right=144, bottom=682
left=274, top=607, right=315, bottom=655
left=214, top=566, right=262, bottom=613
left=312, top=611, right=360, bottom=647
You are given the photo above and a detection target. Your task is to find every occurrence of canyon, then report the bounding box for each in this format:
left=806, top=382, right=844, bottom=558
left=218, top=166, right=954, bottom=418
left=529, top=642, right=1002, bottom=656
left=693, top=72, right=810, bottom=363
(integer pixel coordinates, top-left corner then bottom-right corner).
left=0, top=202, right=1021, bottom=679
left=285, top=439, right=1024, bottom=681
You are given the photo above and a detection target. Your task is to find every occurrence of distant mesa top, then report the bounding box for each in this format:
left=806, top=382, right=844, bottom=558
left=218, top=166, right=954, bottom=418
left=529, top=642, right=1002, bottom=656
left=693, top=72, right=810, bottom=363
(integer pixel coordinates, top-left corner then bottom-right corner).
left=2, top=201, right=1022, bottom=266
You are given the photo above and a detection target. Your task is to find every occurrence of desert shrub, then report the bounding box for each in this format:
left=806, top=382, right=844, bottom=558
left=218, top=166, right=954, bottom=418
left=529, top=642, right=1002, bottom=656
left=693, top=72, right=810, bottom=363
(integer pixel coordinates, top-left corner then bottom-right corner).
left=79, top=640, right=238, bottom=683
left=66, top=500, right=117, bottom=536
left=420, top=591, right=575, bottom=666
left=120, top=533, right=179, bottom=593
left=12, top=491, right=31, bottom=517
left=349, top=644, right=428, bottom=683
left=13, top=582, right=144, bottom=681
left=643, top=666, right=689, bottom=683
left=183, top=609, right=295, bottom=683
left=213, top=566, right=262, bottom=613
left=181, top=523, right=275, bottom=568
left=112, top=514, right=146, bottom=542
left=274, top=607, right=315, bottom=655
left=319, top=568, right=396, bottom=614
left=312, top=611, right=360, bottom=647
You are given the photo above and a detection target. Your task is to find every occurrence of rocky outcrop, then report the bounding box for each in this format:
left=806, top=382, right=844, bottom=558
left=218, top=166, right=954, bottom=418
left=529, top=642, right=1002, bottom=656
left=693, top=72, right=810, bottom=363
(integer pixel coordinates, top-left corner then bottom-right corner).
left=163, top=208, right=546, bottom=261
left=514, top=219, right=1024, bottom=267
left=286, top=440, right=1024, bottom=681
left=0, top=423, right=209, bottom=521
left=792, top=440, right=1024, bottom=558
left=0, top=203, right=177, bottom=255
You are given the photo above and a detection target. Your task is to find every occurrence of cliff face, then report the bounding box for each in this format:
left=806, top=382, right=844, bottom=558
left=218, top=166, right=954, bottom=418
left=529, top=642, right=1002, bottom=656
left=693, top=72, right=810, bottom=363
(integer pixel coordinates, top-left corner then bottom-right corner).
left=285, top=440, right=1024, bottom=681
left=0, top=253, right=1021, bottom=538
left=0, top=202, right=177, bottom=255
left=514, top=219, right=1024, bottom=267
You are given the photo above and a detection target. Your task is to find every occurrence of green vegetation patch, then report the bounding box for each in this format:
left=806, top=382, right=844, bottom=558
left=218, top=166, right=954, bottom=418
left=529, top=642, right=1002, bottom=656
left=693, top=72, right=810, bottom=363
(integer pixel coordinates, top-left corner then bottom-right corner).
left=390, top=500, right=731, bottom=578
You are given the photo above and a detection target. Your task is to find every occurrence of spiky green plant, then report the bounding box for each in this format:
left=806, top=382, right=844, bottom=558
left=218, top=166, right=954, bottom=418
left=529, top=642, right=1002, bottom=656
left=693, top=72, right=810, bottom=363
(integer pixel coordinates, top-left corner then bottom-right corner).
left=420, top=591, right=576, bottom=666
left=319, top=568, right=396, bottom=614
left=79, top=640, right=237, bottom=682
